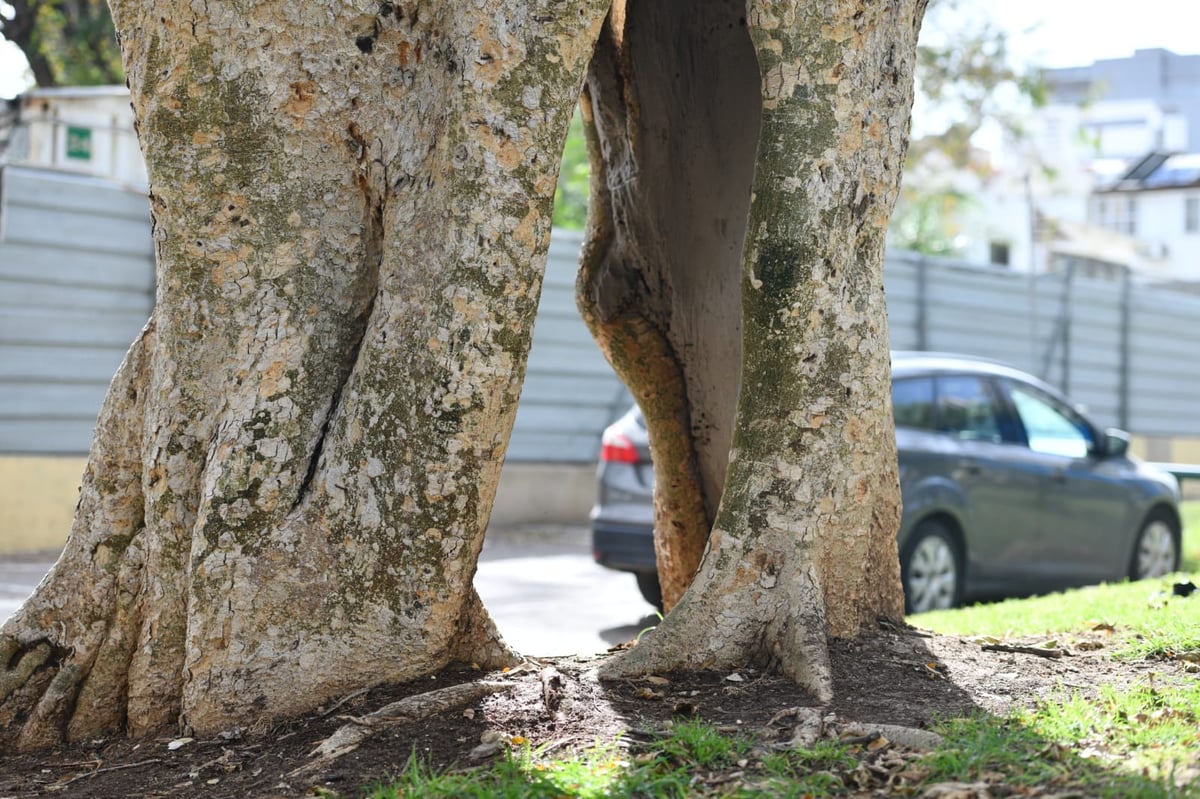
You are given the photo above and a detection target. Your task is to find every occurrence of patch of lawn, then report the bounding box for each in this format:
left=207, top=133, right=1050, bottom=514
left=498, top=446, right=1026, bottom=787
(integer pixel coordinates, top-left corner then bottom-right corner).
left=1181, top=499, right=1200, bottom=571
left=921, top=710, right=1197, bottom=798
left=367, top=742, right=633, bottom=799
left=913, top=575, right=1200, bottom=660
left=1019, top=679, right=1200, bottom=787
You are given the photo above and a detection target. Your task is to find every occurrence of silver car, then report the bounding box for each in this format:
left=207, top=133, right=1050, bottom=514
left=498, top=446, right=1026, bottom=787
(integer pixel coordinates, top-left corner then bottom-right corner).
left=590, top=352, right=1182, bottom=612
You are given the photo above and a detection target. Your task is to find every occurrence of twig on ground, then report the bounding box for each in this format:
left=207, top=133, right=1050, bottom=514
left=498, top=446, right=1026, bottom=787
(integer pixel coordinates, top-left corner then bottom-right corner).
left=55, top=759, right=163, bottom=788
left=319, top=687, right=370, bottom=717
left=981, top=643, right=1066, bottom=659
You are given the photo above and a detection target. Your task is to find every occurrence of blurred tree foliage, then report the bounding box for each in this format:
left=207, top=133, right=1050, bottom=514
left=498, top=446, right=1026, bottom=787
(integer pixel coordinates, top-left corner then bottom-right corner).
left=1, top=0, right=123, bottom=88
left=889, top=0, right=1045, bottom=256
left=552, top=108, right=590, bottom=231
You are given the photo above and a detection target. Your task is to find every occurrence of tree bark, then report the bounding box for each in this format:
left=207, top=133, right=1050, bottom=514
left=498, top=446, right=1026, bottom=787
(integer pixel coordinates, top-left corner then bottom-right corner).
left=1, top=0, right=607, bottom=751
left=577, top=0, right=760, bottom=610
left=600, top=0, right=924, bottom=696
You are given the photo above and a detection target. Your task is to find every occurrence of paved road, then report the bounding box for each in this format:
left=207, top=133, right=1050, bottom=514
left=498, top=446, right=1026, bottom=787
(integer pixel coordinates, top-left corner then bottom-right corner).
left=0, top=525, right=659, bottom=657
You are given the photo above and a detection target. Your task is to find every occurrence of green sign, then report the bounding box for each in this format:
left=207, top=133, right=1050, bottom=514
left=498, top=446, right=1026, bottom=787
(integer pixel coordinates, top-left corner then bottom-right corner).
left=66, top=126, right=92, bottom=161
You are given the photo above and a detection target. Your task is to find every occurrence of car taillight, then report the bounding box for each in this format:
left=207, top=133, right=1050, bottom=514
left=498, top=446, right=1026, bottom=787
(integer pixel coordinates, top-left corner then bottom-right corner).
left=600, top=428, right=640, bottom=463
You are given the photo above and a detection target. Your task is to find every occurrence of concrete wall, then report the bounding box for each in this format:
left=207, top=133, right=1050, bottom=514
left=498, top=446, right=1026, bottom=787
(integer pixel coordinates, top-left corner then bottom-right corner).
left=0, top=456, right=85, bottom=553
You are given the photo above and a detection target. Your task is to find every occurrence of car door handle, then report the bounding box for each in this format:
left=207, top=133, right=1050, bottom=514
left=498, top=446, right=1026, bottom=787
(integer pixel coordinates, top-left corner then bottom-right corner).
left=1050, top=469, right=1068, bottom=483
left=958, top=460, right=982, bottom=476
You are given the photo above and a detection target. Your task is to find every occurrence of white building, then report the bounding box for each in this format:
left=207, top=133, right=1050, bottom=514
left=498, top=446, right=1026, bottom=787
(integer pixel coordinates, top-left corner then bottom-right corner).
left=1, top=86, right=145, bottom=186
left=1089, top=152, right=1200, bottom=279
left=944, top=49, right=1200, bottom=280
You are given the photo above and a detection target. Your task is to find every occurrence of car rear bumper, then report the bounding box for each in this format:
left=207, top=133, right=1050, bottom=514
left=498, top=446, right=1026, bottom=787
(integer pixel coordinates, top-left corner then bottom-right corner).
left=591, top=519, right=656, bottom=574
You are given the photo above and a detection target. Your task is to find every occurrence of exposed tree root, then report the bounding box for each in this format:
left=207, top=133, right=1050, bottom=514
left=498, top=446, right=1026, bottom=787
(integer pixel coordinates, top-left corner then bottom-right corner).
left=291, top=680, right=515, bottom=779
left=758, top=707, right=943, bottom=752
left=598, top=527, right=834, bottom=703
left=451, top=586, right=522, bottom=672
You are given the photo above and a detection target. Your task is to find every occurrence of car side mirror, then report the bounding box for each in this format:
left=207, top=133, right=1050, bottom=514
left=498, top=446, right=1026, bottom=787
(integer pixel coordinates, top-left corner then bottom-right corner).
left=1099, top=428, right=1130, bottom=458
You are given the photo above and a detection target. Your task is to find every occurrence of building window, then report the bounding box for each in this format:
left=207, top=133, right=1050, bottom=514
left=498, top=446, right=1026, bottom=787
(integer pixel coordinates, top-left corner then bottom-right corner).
left=989, top=241, right=1011, bottom=266
left=1093, top=195, right=1138, bottom=236
left=1187, top=197, right=1200, bottom=234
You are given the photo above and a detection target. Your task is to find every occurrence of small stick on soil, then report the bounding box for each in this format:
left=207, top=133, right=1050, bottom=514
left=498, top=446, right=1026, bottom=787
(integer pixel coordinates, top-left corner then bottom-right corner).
left=981, top=643, right=1066, bottom=659
left=291, top=680, right=514, bottom=779
left=57, top=759, right=163, bottom=787
left=319, top=686, right=370, bottom=717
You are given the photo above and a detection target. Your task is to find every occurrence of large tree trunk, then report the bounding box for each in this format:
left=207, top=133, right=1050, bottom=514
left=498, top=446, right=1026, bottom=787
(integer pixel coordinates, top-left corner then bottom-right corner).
left=577, top=0, right=760, bottom=611
left=599, top=0, right=924, bottom=697
left=1, top=0, right=607, bottom=751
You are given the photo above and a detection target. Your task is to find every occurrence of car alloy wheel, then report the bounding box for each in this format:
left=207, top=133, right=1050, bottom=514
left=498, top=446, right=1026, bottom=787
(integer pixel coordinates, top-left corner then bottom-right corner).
left=1132, top=514, right=1179, bottom=580
left=902, top=521, right=961, bottom=613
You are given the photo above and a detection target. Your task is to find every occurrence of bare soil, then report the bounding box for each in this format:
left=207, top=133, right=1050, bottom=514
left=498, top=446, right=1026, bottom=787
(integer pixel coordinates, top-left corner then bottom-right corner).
left=0, top=624, right=1195, bottom=798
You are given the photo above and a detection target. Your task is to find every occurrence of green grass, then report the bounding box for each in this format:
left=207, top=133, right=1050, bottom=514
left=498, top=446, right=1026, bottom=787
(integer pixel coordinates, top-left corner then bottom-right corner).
left=920, top=709, right=1198, bottom=799
left=1181, top=500, right=1200, bottom=571
left=913, top=575, right=1200, bottom=659
left=1020, top=680, right=1200, bottom=784
left=367, top=742, right=632, bottom=799
left=363, top=724, right=890, bottom=799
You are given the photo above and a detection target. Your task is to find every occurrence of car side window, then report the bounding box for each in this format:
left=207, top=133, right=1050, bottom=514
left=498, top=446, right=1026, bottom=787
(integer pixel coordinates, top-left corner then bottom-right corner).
left=892, top=377, right=935, bottom=429
left=934, top=376, right=1002, bottom=443
left=1007, top=383, right=1094, bottom=458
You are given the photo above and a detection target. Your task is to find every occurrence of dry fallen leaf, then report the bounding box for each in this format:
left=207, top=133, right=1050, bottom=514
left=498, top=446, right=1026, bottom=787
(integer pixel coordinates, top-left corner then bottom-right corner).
left=645, top=675, right=670, bottom=686
left=636, top=687, right=664, bottom=700
left=672, top=700, right=699, bottom=717
left=468, top=741, right=503, bottom=762
left=1037, top=741, right=1072, bottom=761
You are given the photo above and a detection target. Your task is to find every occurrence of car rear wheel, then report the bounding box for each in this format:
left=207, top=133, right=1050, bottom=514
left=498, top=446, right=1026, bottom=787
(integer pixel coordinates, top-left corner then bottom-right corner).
left=1129, top=510, right=1180, bottom=580
left=901, top=520, right=962, bottom=614
left=635, top=571, right=664, bottom=611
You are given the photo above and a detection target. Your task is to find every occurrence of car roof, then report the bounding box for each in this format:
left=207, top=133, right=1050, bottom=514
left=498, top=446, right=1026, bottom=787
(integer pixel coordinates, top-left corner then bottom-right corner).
left=890, top=351, right=1061, bottom=394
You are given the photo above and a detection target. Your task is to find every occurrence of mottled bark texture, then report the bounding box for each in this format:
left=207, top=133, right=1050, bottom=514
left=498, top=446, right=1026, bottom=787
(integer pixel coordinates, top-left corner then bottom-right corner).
left=600, top=0, right=923, bottom=698
left=1, top=0, right=607, bottom=751
left=576, top=0, right=759, bottom=611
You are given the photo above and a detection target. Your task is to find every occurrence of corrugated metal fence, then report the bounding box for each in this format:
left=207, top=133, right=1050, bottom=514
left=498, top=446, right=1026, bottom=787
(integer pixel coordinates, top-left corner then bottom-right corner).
left=0, top=166, right=154, bottom=453
left=3, top=165, right=1200, bottom=460
left=884, top=251, right=1200, bottom=437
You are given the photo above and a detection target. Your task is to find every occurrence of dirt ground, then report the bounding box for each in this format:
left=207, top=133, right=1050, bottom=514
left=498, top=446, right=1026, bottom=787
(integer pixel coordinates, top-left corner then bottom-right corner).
left=0, top=623, right=1195, bottom=798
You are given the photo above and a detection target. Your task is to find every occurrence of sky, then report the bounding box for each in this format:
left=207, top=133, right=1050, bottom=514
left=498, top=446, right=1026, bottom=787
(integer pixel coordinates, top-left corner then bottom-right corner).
left=1, top=0, right=1197, bottom=100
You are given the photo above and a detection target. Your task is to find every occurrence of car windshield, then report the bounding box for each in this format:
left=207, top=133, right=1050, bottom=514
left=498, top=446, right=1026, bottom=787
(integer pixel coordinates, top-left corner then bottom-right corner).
left=1008, top=383, right=1093, bottom=458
